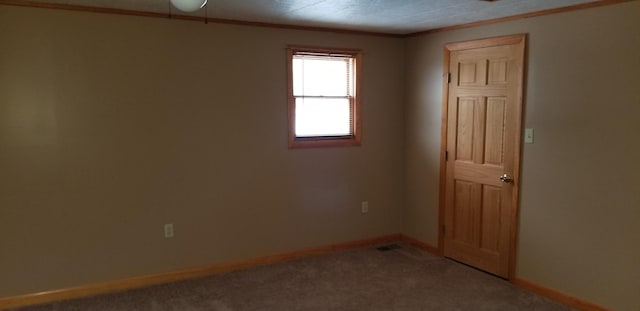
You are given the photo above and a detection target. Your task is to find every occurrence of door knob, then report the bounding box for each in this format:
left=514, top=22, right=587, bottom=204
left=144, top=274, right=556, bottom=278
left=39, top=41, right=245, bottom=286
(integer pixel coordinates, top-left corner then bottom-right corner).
left=499, top=174, right=513, bottom=183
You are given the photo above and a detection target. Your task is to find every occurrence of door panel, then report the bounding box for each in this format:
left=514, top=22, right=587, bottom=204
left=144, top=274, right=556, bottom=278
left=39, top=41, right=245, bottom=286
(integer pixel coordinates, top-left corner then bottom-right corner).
left=453, top=180, right=478, bottom=244
left=484, top=98, right=506, bottom=166
left=455, top=97, right=477, bottom=162
left=443, top=35, right=525, bottom=279
left=481, top=185, right=502, bottom=252
left=488, top=58, right=509, bottom=85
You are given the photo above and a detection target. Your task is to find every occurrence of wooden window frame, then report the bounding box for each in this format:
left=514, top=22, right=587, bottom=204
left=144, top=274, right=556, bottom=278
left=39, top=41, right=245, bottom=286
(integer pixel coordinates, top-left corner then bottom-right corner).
left=287, top=46, right=362, bottom=148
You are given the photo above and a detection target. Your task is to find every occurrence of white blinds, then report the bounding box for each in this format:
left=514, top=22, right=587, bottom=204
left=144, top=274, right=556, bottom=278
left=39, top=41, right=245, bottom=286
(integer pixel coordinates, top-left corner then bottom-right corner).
left=292, top=53, right=355, bottom=138
left=292, top=54, right=354, bottom=97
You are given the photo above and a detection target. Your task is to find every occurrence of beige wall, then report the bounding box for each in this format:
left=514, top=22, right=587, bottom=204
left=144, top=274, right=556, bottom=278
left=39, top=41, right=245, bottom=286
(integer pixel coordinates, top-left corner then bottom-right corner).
left=0, top=6, right=405, bottom=297
left=404, top=2, right=640, bottom=310
left=2, top=2, right=640, bottom=310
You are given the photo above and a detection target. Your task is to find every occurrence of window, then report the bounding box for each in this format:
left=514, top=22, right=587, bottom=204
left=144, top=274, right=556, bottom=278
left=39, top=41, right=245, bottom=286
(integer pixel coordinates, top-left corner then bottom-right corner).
left=287, top=46, right=362, bottom=148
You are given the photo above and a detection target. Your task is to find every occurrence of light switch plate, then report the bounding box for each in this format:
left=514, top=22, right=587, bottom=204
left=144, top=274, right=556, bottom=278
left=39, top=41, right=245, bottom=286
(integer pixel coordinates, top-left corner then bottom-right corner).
left=524, top=128, right=534, bottom=144
left=164, top=224, right=174, bottom=238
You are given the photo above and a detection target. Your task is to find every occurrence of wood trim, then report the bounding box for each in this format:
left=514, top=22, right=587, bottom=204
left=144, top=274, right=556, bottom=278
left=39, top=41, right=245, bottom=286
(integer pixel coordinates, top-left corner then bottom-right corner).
left=508, top=34, right=527, bottom=281
left=0, top=0, right=402, bottom=38
left=288, top=137, right=361, bottom=148
left=439, top=41, right=452, bottom=269
left=0, top=0, right=170, bottom=18
left=286, top=47, right=296, bottom=148
left=437, top=48, right=450, bottom=257
left=445, top=34, right=525, bottom=52
left=407, top=0, right=637, bottom=37
left=513, top=278, right=611, bottom=311
left=399, top=234, right=440, bottom=255
left=0, top=234, right=401, bottom=310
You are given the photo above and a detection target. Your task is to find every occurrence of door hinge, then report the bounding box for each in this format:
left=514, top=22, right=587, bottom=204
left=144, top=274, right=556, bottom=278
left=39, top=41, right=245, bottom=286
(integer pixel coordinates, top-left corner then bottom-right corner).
left=442, top=225, right=446, bottom=236
left=445, top=151, right=448, bottom=161
left=447, top=72, right=451, bottom=83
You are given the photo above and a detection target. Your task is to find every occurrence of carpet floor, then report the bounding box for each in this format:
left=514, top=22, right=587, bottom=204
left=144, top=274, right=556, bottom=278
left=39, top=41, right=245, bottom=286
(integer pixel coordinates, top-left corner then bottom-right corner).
left=11, top=242, right=571, bottom=310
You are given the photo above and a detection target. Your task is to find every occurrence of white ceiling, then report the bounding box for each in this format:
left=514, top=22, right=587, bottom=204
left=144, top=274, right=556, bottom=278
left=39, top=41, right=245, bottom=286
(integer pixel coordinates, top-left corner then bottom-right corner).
left=22, top=0, right=601, bottom=34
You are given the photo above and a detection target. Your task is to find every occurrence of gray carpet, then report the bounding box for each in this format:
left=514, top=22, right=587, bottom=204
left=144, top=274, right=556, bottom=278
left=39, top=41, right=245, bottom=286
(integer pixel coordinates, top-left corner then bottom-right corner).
left=11, top=243, right=571, bottom=310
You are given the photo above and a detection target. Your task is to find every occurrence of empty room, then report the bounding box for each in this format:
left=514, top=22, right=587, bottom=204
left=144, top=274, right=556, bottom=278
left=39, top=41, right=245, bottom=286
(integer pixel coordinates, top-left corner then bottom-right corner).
left=0, top=0, right=638, bottom=310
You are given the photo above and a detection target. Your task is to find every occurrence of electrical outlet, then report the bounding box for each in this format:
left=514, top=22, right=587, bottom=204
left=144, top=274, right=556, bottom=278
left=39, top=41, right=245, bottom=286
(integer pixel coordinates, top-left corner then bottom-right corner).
left=164, top=223, right=174, bottom=238
left=361, top=201, right=369, bottom=213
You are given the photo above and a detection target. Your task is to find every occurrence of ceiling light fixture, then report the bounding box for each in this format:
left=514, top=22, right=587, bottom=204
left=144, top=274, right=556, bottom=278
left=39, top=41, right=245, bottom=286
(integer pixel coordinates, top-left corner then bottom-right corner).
left=170, top=0, right=208, bottom=12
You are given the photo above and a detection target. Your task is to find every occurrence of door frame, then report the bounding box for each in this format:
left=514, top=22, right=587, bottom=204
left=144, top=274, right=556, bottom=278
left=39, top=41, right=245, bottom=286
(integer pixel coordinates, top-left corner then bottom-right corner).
left=438, top=34, right=526, bottom=279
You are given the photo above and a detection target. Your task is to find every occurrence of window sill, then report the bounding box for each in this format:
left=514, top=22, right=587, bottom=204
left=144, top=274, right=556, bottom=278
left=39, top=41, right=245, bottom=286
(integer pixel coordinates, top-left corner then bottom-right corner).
left=288, top=136, right=361, bottom=148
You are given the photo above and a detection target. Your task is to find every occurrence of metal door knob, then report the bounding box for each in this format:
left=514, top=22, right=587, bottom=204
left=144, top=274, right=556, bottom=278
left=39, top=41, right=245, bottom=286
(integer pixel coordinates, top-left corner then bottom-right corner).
left=499, top=174, right=513, bottom=183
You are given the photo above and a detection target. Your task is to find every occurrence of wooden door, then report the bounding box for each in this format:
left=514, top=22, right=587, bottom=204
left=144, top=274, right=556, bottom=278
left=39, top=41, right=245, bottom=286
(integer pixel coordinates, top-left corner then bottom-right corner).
left=442, top=35, right=525, bottom=279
